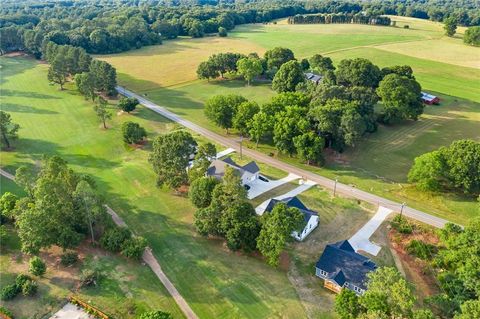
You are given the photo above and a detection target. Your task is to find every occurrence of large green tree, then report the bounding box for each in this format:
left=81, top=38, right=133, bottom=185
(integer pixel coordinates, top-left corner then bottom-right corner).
left=0, top=111, right=20, bottom=149
left=408, top=139, right=480, bottom=195
left=272, top=60, right=305, bottom=93
left=197, top=60, right=219, bottom=81
left=377, top=73, right=423, bottom=123
left=444, top=17, right=458, bottom=37
left=336, top=58, right=381, bottom=88
left=257, top=203, right=304, bottom=266
left=309, top=54, right=335, bottom=74
left=48, top=54, right=69, bottom=90
left=293, top=131, right=325, bottom=165
left=248, top=112, right=272, bottom=147
left=16, top=156, right=105, bottom=254
left=335, top=289, right=363, bottom=319
left=149, top=131, right=197, bottom=190
left=464, top=26, right=480, bottom=46
left=204, top=94, right=247, bottom=133
left=75, top=72, right=96, bottom=101
left=236, top=57, right=263, bottom=85
left=233, top=101, right=260, bottom=135
left=273, top=106, right=309, bottom=155
left=264, top=47, right=295, bottom=70
left=189, top=177, right=219, bottom=208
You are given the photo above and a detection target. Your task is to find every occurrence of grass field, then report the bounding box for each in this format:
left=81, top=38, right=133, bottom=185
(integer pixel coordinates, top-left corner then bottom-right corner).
left=0, top=57, right=311, bottom=318
left=97, top=16, right=480, bottom=224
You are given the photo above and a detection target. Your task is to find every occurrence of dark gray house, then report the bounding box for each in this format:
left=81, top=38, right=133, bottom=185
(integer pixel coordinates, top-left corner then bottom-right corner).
left=315, top=240, right=377, bottom=295
left=206, top=157, right=260, bottom=185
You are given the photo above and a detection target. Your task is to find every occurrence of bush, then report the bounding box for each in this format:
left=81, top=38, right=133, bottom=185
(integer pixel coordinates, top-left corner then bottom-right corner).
left=218, top=27, right=227, bottom=37
left=100, top=227, right=132, bottom=252
left=391, top=215, right=414, bottom=234
left=29, top=256, right=46, bottom=276
left=15, top=274, right=31, bottom=287
left=80, top=268, right=101, bottom=287
left=0, top=284, right=19, bottom=301
left=21, top=279, right=38, bottom=296
left=121, top=236, right=147, bottom=260
left=118, top=97, right=139, bottom=113
left=138, top=310, right=173, bottom=319
left=404, top=25, right=410, bottom=29
left=122, top=121, right=147, bottom=144
left=61, top=251, right=79, bottom=266
left=406, top=240, right=436, bottom=260
left=0, top=306, right=14, bottom=318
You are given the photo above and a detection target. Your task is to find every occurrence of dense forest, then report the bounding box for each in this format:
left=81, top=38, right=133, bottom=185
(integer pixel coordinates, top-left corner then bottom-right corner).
left=1, top=0, right=479, bottom=56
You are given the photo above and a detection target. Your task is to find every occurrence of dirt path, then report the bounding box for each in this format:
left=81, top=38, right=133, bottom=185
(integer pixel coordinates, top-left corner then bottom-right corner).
left=0, top=168, right=198, bottom=319
left=117, top=86, right=454, bottom=229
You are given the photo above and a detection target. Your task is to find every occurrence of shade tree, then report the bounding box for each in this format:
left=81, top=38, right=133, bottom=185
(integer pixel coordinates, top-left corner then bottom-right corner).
left=273, top=106, right=309, bottom=155
left=336, top=58, right=381, bottom=88
left=309, top=54, right=335, bottom=74
left=236, top=57, right=263, bottom=85
left=94, top=98, right=112, bottom=129
left=233, top=101, right=260, bottom=135
left=264, top=47, right=295, bottom=70
left=0, top=111, right=20, bottom=149
left=149, top=130, right=197, bottom=190
left=293, top=131, right=325, bottom=166
left=204, top=94, right=247, bottom=133
left=376, top=73, right=423, bottom=123
left=118, top=97, right=139, bottom=113
left=257, top=203, right=304, bottom=266
left=122, top=121, right=147, bottom=144
left=272, top=60, right=305, bottom=92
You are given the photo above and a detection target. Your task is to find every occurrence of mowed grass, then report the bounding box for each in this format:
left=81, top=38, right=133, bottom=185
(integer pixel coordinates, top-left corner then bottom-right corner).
left=0, top=56, right=308, bottom=318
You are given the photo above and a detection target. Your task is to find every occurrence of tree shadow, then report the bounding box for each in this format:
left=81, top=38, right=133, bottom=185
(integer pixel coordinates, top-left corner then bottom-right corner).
left=1, top=89, right=61, bottom=100
left=1, top=103, right=59, bottom=114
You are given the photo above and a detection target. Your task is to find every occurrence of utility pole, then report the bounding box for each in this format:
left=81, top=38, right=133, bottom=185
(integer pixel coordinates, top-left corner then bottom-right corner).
left=333, top=178, right=338, bottom=197
left=400, top=202, right=406, bottom=219
left=239, top=135, right=243, bottom=160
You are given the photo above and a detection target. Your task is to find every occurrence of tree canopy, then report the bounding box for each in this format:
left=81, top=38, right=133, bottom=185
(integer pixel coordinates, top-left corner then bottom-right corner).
left=149, top=131, right=197, bottom=190
left=0, top=111, right=20, bottom=149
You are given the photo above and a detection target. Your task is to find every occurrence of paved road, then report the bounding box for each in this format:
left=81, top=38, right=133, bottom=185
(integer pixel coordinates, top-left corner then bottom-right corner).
left=118, top=86, right=454, bottom=229
left=0, top=168, right=199, bottom=319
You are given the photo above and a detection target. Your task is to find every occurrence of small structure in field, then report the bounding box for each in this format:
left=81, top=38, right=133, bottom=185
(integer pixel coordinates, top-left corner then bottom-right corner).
left=206, top=157, right=260, bottom=185
left=305, top=72, right=323, bottom=85
left=421, top=92, right=440, bottom=105
left=315, top=240, right=377, bottom=295
left=260, top=196, right=319, bottom=241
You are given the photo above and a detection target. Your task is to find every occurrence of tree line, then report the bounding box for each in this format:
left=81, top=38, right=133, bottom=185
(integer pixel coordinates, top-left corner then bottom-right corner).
left=1, top=0, right=478, bottom=56
left=288, top=13, right=391, bottom=26
left=44, top=42, right=117, bottom=96
left=200, top=48, right=424, bottom=163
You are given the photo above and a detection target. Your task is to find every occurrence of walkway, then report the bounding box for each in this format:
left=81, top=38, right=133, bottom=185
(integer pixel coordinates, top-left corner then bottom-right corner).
left=349, top=206, right=394, bottom=256
left=0, top=168, right=198, bottom=319
left=215, top=148, right=235, bottom=159
left=255, top=180, right=317, bottom=215
left=117, top=86, right=453, bottom=229
left=247, top=173, right=300, bottom=199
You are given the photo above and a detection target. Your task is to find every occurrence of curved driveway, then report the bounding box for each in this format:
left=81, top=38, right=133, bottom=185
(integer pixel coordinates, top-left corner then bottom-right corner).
left=118, top=86, right=453, bottom=229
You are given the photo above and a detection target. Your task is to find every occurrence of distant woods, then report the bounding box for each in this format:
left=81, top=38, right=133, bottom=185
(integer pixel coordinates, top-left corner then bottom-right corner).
left=0, top=0, right=479, bottom=57
left=288, top=13, right=391, bottom=26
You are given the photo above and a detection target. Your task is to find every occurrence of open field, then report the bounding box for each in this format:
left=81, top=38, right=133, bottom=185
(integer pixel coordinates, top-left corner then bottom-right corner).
left=0, top=57, right=308, bottom=318
left=97, top=16, right=480, bottom=225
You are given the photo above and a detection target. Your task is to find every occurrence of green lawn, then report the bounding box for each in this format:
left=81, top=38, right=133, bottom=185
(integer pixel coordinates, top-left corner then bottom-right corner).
left=0, top=56, right=308, bottom=319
